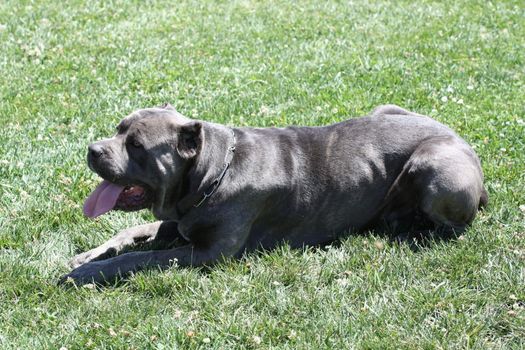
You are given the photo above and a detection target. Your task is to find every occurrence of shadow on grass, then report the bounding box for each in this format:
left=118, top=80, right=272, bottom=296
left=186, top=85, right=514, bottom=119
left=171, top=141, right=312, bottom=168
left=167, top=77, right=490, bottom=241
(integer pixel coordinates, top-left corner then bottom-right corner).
left=60, top=208, right=481, bottom=289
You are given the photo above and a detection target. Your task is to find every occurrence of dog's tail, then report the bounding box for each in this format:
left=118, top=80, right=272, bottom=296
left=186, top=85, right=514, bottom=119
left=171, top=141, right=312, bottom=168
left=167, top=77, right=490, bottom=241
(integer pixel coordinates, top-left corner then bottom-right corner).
left=478, top=187, right=489, bottom=209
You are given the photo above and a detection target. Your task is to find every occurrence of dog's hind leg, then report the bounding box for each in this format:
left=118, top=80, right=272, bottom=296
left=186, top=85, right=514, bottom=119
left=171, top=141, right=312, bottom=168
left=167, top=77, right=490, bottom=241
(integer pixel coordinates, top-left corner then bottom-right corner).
left=382, top=135, right=485, bottom=237
left=372, top=104, right=411, bottom=116
left=69, top=221, right=183, bottom=268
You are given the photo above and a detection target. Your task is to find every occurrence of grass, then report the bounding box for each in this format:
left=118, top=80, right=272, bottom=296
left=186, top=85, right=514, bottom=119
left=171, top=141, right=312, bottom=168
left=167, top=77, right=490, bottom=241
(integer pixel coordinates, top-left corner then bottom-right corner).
left=0, top=0, right=524, bottom=348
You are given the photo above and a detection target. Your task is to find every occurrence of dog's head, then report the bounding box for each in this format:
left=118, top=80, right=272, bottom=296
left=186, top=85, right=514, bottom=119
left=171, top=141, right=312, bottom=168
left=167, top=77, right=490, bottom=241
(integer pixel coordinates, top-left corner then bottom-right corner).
left=83, top=104, right=203, bottom=219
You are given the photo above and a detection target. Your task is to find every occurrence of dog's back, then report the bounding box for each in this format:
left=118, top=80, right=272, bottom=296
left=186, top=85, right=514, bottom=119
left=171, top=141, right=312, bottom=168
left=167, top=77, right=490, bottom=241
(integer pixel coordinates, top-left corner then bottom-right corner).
left=234, top=108, right=484, bottom=249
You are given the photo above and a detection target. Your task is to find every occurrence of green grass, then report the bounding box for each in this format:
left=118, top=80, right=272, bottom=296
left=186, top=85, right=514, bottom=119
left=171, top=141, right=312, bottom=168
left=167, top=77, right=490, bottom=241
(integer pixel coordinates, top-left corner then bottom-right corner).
left=1, top=0, right=524, bottom=348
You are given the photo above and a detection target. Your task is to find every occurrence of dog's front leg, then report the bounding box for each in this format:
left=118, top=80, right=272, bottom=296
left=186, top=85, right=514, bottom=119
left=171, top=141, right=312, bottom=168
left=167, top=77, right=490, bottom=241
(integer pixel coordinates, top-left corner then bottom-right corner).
left=69, top=221, right=182, bottom=268
left=60, top=244, right=225, bottom=286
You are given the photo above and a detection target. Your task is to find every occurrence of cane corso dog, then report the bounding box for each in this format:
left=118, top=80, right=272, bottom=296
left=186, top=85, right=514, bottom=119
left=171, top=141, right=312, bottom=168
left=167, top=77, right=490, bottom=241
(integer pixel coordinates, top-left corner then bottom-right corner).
left=60, top=104, right=487, bottom=285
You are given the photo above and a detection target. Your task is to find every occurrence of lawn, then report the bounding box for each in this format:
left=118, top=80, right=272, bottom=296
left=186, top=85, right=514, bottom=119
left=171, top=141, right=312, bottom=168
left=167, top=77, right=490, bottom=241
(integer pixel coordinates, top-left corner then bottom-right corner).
left=0, top=0, right=524, bottom=348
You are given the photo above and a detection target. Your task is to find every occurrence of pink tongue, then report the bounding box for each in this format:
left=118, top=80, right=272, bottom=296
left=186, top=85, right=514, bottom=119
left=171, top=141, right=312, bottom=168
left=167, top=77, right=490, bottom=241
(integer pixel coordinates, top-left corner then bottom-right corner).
left=83, top=180, right=125, bottom=218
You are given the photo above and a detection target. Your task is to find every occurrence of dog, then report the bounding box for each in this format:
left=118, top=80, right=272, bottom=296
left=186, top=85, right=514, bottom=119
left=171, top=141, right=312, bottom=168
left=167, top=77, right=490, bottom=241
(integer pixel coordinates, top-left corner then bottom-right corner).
left=60, top=104, right=487, bottom=285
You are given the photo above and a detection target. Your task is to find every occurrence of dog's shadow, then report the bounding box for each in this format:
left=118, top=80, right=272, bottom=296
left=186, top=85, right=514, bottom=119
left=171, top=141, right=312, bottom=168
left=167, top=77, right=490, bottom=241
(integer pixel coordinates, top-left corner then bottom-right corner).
left=72, top=217, right=465, bottom=289
left=372, top=225, right=463, bottom=252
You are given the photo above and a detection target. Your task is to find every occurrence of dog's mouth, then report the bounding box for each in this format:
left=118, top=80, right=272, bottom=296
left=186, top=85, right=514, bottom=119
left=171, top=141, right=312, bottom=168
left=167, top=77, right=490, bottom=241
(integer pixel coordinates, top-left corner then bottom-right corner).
left=83, top=180, right=152, bottom=218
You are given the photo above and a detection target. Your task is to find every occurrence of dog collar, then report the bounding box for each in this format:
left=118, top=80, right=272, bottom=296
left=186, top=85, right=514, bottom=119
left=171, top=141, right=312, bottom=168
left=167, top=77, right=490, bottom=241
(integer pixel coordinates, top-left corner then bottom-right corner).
left=193, top=128, right=236, bottom=208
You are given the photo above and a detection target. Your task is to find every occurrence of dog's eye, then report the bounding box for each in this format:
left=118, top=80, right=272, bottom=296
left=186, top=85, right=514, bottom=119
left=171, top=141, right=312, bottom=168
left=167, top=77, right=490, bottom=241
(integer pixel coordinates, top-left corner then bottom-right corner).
left=129, top=139, right=142, bottom=148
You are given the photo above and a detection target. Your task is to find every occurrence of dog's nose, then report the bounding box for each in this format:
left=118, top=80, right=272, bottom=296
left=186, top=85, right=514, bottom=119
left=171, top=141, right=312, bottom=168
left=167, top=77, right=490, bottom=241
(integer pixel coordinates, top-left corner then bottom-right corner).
left=88, top=144, right=104, bottom=158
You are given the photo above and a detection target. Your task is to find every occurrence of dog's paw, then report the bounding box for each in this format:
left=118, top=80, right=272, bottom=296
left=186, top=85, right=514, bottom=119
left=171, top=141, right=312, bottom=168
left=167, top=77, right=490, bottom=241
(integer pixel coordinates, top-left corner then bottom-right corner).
left=59, top=261, right=119, bottom=287
left=69, top=251, right=93, bottom=269
left=69, top=247, right=117, bottom=268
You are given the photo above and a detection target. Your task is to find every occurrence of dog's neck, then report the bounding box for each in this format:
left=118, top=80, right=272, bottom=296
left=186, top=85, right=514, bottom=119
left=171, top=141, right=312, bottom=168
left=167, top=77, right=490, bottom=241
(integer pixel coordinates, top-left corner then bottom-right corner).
left=174, top=122, right=236, bottom=217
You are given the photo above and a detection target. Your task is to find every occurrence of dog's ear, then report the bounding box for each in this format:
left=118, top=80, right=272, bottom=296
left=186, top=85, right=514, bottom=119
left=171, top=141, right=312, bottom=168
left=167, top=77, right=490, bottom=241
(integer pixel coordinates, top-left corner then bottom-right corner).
left=177, top=122, right=203, bottom=159
left=159, top=102, right=175, bottom=110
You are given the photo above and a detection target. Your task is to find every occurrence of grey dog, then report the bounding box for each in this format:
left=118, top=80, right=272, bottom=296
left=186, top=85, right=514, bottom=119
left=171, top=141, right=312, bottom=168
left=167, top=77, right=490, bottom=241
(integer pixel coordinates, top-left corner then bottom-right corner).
left=60, top=104, right=487, bottom=285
